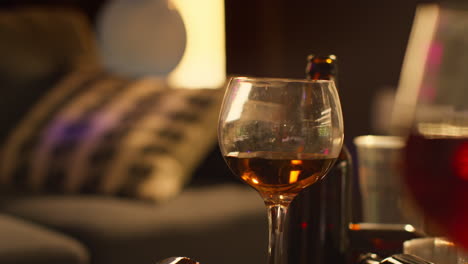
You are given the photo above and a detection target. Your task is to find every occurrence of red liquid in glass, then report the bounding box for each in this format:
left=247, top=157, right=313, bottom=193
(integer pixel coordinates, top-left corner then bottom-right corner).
left=404, top=134, right=468, bottom=249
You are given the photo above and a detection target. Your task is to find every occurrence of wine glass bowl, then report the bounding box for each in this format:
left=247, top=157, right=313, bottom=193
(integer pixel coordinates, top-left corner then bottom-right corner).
left=402, top=113, right=468, bottom=249
left=224, top=152, right=337, bottom=204
left=391, top=5, right=468, bottom=249
left=218, top=77, right=344, bottom=264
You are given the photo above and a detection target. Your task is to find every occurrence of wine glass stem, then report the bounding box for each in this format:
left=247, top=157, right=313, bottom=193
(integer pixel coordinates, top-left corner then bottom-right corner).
left=266, top=203, right=289, bottom=264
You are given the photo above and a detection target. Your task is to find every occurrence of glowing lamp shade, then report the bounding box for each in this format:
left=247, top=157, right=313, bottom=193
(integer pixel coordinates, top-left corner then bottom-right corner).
left=168, top=0, right=226, bottom=89
left=96, top=0, right=225, bottom=89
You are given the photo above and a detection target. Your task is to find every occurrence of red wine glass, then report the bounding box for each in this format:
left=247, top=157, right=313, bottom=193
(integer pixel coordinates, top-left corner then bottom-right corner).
left=392, top=4, right=468, bottom=250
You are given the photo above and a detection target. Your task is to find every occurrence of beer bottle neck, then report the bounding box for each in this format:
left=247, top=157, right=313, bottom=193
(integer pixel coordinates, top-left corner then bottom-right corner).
left=305, top=54, right=337, bottom=82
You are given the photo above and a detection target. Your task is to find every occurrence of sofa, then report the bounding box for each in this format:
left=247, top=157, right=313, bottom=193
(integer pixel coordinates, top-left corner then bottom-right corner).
left=0, top=6, right=267, bottom=264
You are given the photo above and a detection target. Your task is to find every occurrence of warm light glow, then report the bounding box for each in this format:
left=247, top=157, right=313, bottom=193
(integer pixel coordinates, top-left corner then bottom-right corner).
left=326, top=59, right=333, bottom=64
left=349, top=223, right=361, bottom=231
left=168, top=0, right=226, bottom=89
left=241, top=172, right=259, bottom=185
left=404, top=224, right=416, bottom=232
left=291, top=160, right=302, bottom=165
left=436, top=239, right=455, bottom=247
left=289, top=170, right=300, bottom=184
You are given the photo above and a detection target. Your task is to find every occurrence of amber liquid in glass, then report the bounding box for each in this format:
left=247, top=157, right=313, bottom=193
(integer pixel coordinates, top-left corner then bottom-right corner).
left=224, top=152, right=336, bottom=195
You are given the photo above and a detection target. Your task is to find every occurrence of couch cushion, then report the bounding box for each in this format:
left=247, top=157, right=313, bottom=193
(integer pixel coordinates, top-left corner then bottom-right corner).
left=0, top=7, right=98, bottom=142
left=0, top=213, right=89, bottom=264
left=0, top=67, right=223, bottom=201
left=0, top=184, right=267, bottom=264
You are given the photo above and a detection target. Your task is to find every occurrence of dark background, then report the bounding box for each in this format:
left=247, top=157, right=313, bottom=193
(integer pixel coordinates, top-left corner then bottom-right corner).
left=0, top=0, right=438, bottom=146
left=224, top=0, right=437, bottom=146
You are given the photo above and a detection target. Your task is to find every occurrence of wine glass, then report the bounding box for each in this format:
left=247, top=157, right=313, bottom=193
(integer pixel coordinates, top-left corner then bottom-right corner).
left=395, top=81, right=468, bottom=250
left=391, top=4, right=468, bottom=250
left=218, top=77, right=344, bottom=264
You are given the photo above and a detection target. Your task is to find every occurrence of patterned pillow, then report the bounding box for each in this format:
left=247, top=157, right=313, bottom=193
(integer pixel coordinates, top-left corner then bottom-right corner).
left=0, top=68, right=223, bottom=201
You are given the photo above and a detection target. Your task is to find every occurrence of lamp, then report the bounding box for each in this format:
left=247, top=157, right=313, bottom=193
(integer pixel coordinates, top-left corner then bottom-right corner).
left=97, top=0, right=226, bottom=89
left=168, top=0, right=226, bottom=89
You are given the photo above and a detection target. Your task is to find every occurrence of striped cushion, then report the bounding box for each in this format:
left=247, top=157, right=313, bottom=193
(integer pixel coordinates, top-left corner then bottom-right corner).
left=0, top=68, right=223, bottom=201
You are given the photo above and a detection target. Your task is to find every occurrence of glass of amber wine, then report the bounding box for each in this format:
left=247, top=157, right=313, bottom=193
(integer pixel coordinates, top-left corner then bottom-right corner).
left=218, top=77, right=344, bottom=264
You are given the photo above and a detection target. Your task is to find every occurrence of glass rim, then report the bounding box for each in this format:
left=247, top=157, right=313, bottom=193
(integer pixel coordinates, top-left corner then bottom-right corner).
left=230, top=76, right=334, bottom=84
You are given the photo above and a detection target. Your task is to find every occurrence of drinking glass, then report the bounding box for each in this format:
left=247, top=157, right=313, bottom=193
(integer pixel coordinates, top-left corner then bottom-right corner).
left=218, top=77, right=344, bottom=264
left=392, top=4, right=468, bottom=250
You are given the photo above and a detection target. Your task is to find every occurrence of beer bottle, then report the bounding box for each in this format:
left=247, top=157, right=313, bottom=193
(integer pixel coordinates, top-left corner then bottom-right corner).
left=287, top=54, right=354, bottom=264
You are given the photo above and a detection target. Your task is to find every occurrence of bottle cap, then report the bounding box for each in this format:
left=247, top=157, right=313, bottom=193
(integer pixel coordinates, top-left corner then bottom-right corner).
left=305, top=54, right=337, bottom=80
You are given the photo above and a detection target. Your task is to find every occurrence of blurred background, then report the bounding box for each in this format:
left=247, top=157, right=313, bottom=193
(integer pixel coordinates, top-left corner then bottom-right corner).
left=0, top=0, right=439, bottom=146
left=0, top=1, right=455, bottom=264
